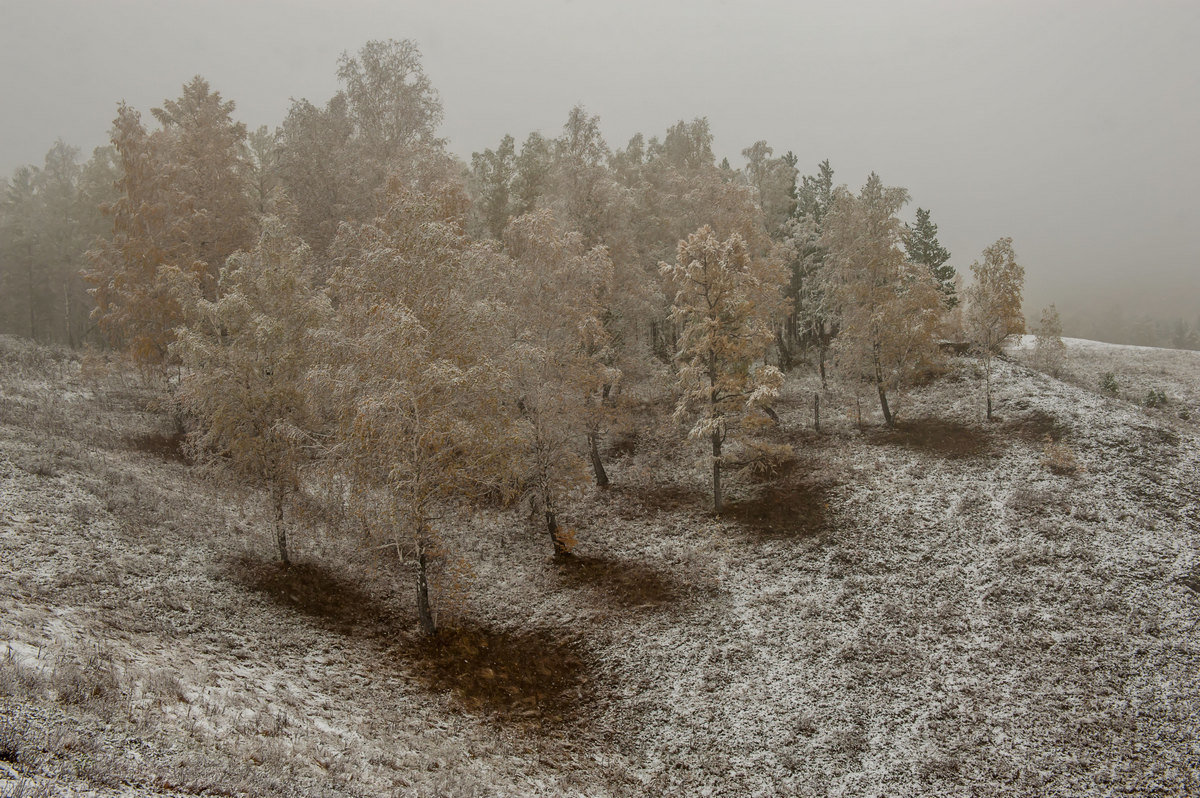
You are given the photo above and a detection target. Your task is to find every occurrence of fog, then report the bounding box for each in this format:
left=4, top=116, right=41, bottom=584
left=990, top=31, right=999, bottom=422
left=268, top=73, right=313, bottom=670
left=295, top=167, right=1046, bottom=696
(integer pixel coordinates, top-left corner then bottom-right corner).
left=3, top=0, right=1197, bottom=334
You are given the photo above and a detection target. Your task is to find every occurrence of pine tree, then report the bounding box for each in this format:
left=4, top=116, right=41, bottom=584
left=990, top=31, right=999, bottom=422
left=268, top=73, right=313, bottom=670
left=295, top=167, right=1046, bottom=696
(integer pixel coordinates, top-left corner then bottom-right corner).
left=904, top=207, right=955, bottom=306
left=785, top=159, right=837, bottom=380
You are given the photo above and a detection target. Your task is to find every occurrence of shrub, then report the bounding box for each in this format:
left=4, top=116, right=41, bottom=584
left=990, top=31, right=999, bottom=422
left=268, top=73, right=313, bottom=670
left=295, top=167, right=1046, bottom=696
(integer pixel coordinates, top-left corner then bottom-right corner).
left=1144, top=387, right=1168, bottom=408
left=1041, top=435, right=1080, bottom=475
left=1099, top=371, right=1120, bottom=397
left=732, top=441, right=798, bottom=482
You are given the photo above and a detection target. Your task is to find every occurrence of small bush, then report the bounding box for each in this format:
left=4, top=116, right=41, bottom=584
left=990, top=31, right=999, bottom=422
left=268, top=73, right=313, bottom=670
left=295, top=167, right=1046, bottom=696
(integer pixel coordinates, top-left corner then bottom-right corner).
left=51, top=650, right=121, bottom=711
left=1144, top=387, right=1168, bottom=408
left=0, top=713, right=22, bottom=764
left=1099, top=372, right=1120, bottom=397
left=732, top=441, right=797, bottom=482
left=1041, top=435, right=1080, bottom=475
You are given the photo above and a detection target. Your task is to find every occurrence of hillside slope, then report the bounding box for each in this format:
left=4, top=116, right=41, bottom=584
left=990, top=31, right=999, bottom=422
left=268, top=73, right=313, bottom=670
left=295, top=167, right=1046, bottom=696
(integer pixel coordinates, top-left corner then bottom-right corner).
left=2, top=335, right=1198, bottom=796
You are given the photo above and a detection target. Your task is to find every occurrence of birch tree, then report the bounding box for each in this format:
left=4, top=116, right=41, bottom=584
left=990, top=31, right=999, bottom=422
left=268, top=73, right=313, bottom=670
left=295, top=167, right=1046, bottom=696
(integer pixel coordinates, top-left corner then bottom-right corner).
left=172, top=217, right=329, bottom=566
left=965, top=237, right=1025, bottom=419
left=500, top=210, right=618, bottom=554
left=661, top=226, right=786, bottom=511
left=1032, top=304, right=1066, bottom=377
left=822, top=173, right=944, bottom=427
left=315, top=181, right=510, bottom=635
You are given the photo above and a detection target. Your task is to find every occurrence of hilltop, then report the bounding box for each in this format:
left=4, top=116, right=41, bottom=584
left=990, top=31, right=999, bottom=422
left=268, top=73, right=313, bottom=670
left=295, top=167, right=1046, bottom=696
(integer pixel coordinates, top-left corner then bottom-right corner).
left=1, top=335, right=1198, bottom=796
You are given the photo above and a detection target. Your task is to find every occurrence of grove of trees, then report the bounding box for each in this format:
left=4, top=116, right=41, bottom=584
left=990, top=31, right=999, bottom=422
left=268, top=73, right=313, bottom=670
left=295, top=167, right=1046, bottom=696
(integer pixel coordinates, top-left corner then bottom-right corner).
left=3, top=38, right=1044, bottom=634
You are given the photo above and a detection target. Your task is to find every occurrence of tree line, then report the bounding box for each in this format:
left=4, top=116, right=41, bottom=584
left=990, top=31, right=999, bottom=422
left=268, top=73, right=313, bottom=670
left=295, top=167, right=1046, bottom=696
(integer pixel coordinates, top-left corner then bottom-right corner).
left=2, top=39, right=1033, bottom=635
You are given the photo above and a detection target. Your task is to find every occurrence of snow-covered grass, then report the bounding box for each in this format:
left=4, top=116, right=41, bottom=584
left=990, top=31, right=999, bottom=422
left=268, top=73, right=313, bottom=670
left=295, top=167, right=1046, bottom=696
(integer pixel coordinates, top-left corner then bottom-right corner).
left=1010, top=334, right=1200, bottom=423
left=1, top=334, right=1198, bottom=796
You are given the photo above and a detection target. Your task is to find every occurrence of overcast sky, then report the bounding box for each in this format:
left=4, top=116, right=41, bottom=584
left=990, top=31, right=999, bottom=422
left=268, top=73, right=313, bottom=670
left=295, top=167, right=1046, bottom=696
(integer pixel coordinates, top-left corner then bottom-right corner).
left=3, top=0, right=1198, bottom=322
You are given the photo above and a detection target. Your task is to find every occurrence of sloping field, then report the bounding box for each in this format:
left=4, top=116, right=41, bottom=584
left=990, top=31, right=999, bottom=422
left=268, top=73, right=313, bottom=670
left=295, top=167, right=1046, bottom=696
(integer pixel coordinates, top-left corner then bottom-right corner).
left=2, top=336, right=1198, bottom=796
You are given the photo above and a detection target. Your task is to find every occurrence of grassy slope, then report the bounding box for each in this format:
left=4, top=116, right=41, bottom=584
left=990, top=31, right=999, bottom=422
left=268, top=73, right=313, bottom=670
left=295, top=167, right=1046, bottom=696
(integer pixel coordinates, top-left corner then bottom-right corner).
left=1, top=335, right=1198, bottom=797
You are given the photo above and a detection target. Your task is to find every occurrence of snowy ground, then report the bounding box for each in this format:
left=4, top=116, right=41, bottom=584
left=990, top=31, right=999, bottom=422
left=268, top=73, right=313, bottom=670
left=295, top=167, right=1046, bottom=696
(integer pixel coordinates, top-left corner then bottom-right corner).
left=1, top=335, right=1198, bottom=796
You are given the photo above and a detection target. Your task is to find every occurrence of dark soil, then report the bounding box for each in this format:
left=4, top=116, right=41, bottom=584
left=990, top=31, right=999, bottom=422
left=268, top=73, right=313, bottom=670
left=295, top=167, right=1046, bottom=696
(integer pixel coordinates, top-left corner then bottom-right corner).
left=868, top=418, right=991, bottom=458
left=554, top=553, right=687, bottom=608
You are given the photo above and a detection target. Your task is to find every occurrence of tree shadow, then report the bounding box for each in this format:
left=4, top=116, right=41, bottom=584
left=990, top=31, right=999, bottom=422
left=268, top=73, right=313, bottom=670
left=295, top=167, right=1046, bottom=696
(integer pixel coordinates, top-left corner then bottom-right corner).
left=868, top=418, right=991, bottom=458
left=553, top=553, right=688, bottom=608
left=227, top=556, right=399, bottom=637
left=1003, top=410, right=1071, bottom=443
left=398, top=621, right=597, bottom=729
left=128, top=430, right=189, bottom=463
left=612, top=483, right=708, bottom=515
left=228, top=556, right=599, bottom=730
left=723, top=478, right=836, bottom=539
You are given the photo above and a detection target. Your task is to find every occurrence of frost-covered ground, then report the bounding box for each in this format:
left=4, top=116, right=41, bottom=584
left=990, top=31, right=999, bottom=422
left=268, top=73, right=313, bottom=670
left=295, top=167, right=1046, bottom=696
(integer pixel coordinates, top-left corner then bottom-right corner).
left=1, top=335, right=1198, bottom=796
left=1010, top=334, right=1200, bottom=419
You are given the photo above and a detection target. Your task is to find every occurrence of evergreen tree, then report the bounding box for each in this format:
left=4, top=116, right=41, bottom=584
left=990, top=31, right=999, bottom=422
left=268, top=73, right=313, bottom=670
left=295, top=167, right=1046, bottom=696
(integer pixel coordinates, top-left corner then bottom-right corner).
left=904, top=207, right=955, bottom=306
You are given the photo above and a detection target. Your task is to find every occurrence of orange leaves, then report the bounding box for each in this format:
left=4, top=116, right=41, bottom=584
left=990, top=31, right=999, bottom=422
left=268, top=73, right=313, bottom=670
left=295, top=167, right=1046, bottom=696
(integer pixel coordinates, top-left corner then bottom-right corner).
left=86, top=79, right=254, bottom=368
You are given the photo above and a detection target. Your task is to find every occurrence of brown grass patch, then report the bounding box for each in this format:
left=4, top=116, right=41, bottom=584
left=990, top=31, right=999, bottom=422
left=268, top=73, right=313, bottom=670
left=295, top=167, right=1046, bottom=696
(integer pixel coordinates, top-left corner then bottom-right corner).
left=869, top=418, right=991, bottom=458
left=400, top=622, right=596, bottom=728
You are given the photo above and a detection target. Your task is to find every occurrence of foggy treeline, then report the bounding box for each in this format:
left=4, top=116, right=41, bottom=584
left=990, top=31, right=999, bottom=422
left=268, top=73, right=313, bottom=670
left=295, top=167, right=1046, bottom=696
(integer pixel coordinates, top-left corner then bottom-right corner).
left=2, top=38, right=1193, bottom=353
left=2, top=40, right=1052, bottom=635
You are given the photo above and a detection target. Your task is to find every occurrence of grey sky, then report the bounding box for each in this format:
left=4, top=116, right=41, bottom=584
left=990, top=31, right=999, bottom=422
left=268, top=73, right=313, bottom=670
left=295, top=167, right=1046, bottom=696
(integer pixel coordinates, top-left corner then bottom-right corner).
left=3, top=0, right=1198, bottom=322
